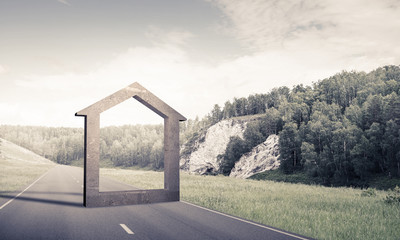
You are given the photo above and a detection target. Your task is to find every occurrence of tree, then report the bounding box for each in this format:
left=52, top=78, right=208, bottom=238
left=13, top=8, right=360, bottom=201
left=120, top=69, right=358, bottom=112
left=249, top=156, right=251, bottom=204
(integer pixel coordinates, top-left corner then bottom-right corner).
left=301, top=142, right=318, bottom=177
left=366, top=122, right=385, bottom=173
left=383, top=120, right=400, bottom=177
left=223, top=101, right=235, bottom=119
left=362, top=94, right=384, bottom=129
left=345, top=104, right=363, bottom=129
left=220, top=136, right=249, bottom=175
left=261, top=107, right=282, bottom=135
left=110, top=140, right=123, bottom=166
left=210, top=104, right=223, bottom=124
left=351, top=136, right=374, bottom=180
left=279, top=122, right=301, bottom=173
left=243, top=122, right=264, bottom=149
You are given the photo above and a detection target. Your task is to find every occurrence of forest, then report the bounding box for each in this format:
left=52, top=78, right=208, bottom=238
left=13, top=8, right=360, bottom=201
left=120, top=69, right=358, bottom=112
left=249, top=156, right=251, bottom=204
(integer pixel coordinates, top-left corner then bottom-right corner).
left=1, top=65, right=399, bottom=186
left=212, top=65, right=400, bottom=186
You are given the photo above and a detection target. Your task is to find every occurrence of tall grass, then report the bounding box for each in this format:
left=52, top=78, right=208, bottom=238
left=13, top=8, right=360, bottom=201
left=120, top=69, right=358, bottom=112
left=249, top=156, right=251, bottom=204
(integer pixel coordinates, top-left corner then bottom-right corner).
left=101, top=168, right=400, bottom=240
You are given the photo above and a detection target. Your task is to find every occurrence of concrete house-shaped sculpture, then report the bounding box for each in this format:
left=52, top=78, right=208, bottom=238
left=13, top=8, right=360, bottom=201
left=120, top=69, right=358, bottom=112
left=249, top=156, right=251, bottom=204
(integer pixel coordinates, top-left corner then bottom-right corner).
left=75, top=82, right=186, bottom=207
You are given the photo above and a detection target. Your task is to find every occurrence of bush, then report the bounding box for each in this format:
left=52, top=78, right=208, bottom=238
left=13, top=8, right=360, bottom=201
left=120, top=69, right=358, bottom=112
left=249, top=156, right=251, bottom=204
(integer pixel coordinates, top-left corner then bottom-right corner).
left=361, top=188, right=377, bottom=197
left=384, top=186, right=400, bottom=204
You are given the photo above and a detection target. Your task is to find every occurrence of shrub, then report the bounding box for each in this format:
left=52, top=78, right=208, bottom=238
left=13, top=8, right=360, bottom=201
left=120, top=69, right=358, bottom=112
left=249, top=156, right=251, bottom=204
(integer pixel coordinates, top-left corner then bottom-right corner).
left=384, top=186, right=400, bottom=204
left=361, top=188, right=377, bottom=197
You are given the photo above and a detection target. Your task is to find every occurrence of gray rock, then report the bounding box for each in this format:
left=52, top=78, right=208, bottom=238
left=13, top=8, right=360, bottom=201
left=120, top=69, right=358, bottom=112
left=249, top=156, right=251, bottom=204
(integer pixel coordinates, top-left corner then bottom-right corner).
left=229, top=134, right=280, bottom=179
left=180, top=119, right=246, bottom=175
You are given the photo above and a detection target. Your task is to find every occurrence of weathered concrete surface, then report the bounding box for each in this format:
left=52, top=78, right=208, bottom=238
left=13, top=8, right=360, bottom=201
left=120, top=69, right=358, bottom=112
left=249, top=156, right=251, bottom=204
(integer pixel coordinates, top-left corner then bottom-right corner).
left=76, top=82, right=185, bottom=207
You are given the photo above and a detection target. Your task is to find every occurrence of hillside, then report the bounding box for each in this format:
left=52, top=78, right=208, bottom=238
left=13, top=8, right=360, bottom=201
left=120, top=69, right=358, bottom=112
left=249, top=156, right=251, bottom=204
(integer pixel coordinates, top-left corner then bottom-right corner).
left=0, top=138, right=53, bottom=165
left=181, top=65, right=400, bottom=187
left=0, top=138, right=55, bottom=193
left=180, top=115, right=281, bottom=178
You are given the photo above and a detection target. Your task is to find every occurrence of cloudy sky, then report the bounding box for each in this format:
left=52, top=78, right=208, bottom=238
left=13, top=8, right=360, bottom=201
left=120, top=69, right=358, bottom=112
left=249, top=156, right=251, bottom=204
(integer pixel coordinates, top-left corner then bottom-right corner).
left=1, top=0, right=400, bottom=127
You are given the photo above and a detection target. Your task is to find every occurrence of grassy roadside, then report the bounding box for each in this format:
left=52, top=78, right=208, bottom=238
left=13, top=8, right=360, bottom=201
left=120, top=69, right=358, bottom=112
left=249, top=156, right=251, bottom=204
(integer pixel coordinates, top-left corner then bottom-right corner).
left=0, top=138, right=55, bottom=195
left=251, top=169, right=400, bottom=190
left=101, top=168, right=400, bottom=240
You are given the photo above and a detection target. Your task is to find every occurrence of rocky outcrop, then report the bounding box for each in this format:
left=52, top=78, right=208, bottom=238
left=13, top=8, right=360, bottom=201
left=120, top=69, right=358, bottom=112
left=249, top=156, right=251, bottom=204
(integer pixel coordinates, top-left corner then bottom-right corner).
left=229, top=134, right=280, bottom=179
left=180, top=119, right=246, bottom=175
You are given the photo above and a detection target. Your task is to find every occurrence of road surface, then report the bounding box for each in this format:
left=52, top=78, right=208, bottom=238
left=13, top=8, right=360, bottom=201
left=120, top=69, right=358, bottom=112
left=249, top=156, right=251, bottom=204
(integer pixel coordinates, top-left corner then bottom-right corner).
left=0, top=165, right=311, bottom=240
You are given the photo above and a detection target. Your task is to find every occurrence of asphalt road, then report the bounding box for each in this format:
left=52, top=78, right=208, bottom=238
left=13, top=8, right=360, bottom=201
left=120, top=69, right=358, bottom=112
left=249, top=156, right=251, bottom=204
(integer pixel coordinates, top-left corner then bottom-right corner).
left=0, top=165, right=311, bottom=240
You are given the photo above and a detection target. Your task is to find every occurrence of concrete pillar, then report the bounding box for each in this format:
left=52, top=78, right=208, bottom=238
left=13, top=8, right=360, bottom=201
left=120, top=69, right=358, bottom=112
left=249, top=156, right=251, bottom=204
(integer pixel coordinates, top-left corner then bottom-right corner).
left=84, top=114, right=100, bottom=206
left=164, top=117, right=180, bottom=195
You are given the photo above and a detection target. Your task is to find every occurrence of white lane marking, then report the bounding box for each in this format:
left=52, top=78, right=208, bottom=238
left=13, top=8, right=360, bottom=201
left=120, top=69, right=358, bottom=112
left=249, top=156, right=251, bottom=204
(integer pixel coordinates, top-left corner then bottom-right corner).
left=120, top=224, right=134, bottom=235
left=0, top=170, right=50, bottom=210
left=181, top=201, right=310, bottom=240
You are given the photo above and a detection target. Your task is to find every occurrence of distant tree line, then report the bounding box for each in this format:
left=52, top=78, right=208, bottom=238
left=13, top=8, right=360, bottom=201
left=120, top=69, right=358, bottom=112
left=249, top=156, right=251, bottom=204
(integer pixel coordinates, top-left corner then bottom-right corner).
left=0, top=125, right=166, bottom=170
left=215, top=65, right=400, bottom=186
left=0, top=126, right=84, bottom=165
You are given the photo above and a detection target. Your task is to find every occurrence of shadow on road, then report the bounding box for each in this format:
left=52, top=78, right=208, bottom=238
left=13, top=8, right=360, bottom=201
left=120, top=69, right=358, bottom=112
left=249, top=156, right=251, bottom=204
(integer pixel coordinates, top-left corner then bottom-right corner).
left=0, top=193, right=83, bottom=208
left=0, top=191, right=82, bottom=196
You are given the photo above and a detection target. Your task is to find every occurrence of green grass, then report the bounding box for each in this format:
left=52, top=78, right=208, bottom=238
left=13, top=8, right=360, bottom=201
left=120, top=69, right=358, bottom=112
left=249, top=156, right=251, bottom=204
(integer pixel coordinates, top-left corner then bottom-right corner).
left=100, top=168, right=164, bottom=189
left=0, top=138, right=55, bottom=194
left=70, top=158, right=117, bottom=169
left=252, top=169, right=400, bottom=190
left=101, top=168, right=400, bottom=240
left=250, top=169, right=320, bottom=185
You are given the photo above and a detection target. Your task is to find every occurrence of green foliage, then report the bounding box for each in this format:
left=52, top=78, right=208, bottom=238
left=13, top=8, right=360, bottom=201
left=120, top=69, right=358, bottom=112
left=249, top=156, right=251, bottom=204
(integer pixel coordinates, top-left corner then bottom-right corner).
left=243, top=121, right=265, bottom=147
left=368, top=174, right=400, bottom=190
left=276, top=65, right=400, bottom=185
left=279, top=122, right=301, bottom=173
left=361, top=188, right=377, bottom=197
left=220, top=136, right=249, bottom=175
left=250, top=169, right=320, bottom=185
left=0, top=126, right=84, bottom=165
left=191, top=65, right=400, bottom=185
left=384, top=186, right=400, bottom=204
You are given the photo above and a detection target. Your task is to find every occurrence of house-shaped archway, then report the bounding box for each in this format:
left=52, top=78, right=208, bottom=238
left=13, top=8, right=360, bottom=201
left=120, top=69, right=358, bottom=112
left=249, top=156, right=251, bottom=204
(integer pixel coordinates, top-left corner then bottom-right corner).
left=75, top=82, right=186, bottom=207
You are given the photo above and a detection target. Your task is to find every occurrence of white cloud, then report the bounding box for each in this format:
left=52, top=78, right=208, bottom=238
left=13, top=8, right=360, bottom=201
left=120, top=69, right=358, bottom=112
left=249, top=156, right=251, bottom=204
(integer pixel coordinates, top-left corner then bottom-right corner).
left=145, top=26, right=194, bottom=47
left=57, top=0, right=70, bottom=6
left=210, top=0, right=400, bottom=66
left=7, top=42, right=344, bottom=127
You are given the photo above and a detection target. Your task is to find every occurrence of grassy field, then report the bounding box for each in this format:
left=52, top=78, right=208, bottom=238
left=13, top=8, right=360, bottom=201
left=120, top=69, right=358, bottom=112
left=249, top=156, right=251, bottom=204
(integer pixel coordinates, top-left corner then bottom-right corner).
left=101, top=168, right=400, bottom=240
left=0, top=138, right=55, bottom=194
left=251, top=169, right=400, bottom=190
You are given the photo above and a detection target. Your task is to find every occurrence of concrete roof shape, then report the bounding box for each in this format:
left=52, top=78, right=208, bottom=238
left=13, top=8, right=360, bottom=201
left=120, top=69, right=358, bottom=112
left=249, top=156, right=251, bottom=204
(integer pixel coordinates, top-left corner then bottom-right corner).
left=76, top=82, right=186, bottom=121
left=75, top=82, right=186, bottom=207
